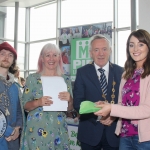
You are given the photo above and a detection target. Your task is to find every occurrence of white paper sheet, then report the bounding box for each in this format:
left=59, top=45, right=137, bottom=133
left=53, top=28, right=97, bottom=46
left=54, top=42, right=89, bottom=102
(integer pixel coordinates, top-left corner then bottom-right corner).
left=41, top=76, right=68, bottom=111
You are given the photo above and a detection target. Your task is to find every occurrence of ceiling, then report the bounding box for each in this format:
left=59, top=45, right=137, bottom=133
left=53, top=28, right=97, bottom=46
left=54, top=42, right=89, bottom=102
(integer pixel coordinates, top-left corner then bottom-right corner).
left=0, top=0, right=55, bottom=8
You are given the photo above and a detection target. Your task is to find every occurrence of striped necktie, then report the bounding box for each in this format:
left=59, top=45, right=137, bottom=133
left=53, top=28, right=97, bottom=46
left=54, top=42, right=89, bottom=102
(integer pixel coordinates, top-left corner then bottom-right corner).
left=98, top=68, right=107, bottom=95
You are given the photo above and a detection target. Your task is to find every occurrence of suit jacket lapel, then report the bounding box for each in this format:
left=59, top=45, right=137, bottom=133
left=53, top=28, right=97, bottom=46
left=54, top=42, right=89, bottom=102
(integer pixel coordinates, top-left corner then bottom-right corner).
left=106, top=62, right=114, bottom=102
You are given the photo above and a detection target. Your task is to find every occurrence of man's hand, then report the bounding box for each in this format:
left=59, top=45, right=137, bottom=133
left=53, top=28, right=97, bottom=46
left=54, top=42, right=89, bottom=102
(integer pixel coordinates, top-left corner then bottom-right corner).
left=100, top=115, right=116, bottom=126
left=5, top=127, right=21, bottom=141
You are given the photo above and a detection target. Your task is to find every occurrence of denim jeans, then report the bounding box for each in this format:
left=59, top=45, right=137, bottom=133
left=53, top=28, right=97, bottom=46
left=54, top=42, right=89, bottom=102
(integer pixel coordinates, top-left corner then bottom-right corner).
left=119, top=135, right=150, bottom=150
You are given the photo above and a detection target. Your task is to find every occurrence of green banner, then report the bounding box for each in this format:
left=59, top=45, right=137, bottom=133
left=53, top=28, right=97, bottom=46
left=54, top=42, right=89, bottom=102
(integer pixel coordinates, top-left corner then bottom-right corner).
left=71, top=38, right=92, bottom=81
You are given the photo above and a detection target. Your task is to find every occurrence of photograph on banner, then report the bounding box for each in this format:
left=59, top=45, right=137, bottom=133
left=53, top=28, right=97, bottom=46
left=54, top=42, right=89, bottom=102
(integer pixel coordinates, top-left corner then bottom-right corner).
left=67, top=28, right=74, bottom=45
left=61, top=46, right=71, bottom=64
left=59, top=28, right=69, bottom=47
left=61, top=46, right=71, bottom=75
left=73, top=27, right=82, bottom=39
left=82, top=22, right=112, bottom=39
left=93, top=22, right=112, bottom=39
left=59, top=27, right=82, bottom=48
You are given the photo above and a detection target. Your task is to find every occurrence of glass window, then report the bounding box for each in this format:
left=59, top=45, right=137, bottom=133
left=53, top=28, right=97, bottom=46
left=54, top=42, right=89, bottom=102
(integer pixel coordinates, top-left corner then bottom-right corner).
left=30, top=3, right=56, bottom=41
left=5, top=7, right=15, bottom=39
left=118, top=30, right=131, bottom=67
left=118, top=0, right=130, bottom=28
left=18, top=8, right=25, bottom=41
left=4, top=7, right=25, bottom=41
left=29, top=40, right=56, bottom=70
left=0, top=11, right=5, bottom=37
left=61, top=0, right=113, bottom=27
left=17, top=43, right=25, bottom=70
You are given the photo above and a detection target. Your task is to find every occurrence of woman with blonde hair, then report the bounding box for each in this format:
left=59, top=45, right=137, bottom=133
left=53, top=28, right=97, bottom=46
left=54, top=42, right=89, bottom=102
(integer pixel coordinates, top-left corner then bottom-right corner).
left=22, top=43, right=73, bottom=150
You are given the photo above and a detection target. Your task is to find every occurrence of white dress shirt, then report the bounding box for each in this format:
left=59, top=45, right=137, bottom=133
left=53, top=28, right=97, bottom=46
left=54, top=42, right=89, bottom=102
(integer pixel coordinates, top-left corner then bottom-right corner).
left=94, top=62, right=109, bottom=83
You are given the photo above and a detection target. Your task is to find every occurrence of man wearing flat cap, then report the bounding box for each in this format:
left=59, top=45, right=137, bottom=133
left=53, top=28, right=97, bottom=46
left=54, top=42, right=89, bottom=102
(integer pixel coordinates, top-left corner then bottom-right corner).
left=0, top=42, right=24, bottom=150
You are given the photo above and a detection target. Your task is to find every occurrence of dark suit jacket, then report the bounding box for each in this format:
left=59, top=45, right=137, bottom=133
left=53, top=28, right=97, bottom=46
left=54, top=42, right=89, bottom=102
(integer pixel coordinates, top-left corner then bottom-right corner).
left=73, top=62, right=123, bottom=147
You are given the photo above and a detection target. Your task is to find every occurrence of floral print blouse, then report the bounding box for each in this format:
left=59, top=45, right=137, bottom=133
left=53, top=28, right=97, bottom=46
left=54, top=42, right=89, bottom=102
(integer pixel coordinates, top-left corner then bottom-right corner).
left=22, top=73, right=72, bottom=150
left=120, top=68, right=143, bottom=137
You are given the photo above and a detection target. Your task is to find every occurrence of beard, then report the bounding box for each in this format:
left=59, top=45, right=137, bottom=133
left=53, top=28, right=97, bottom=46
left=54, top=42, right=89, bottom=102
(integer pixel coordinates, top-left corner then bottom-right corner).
left=0, top=61, right=12, bottom=69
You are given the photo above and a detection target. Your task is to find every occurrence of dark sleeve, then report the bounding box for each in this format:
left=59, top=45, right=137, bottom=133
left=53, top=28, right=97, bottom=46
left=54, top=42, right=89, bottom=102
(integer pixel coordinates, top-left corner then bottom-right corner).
left=73, top=69, right=85, bottom=113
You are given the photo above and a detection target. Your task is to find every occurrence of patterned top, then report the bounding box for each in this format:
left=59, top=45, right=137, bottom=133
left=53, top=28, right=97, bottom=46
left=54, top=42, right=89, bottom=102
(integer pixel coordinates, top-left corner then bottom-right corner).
left=120, top=68, right=143, bottom=137
left=22, top=73, right=72, bottom=150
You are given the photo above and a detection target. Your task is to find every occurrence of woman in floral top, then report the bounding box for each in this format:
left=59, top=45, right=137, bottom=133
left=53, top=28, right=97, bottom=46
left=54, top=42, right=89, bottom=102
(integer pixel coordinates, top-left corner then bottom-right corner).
left=94, top=29, right=150, bottom=150
left=21, top=43, right=73, bottom=150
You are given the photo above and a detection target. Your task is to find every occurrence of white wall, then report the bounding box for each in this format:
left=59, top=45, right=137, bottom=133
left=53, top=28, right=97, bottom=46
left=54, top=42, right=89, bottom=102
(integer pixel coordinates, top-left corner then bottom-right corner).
left=139, top=0, right=150, bottom=32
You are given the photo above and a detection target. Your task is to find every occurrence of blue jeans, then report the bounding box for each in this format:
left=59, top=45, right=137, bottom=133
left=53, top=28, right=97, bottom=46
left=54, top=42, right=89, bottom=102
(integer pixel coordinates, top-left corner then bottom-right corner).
left=119, top=135, right=150, bottom=150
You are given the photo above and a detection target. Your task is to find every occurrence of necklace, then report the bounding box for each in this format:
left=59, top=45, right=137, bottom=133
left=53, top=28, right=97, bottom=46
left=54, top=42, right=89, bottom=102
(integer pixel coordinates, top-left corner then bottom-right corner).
left=0, top=92, right=10, bottom=116
left=102, top=78, right=116, bottom=104
left=0, top=76, right=12, bottom=116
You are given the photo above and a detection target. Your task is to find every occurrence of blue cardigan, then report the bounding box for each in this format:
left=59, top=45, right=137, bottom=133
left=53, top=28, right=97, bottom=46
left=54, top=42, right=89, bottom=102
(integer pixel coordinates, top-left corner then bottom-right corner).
left=0, top=82, right=23, bottom=150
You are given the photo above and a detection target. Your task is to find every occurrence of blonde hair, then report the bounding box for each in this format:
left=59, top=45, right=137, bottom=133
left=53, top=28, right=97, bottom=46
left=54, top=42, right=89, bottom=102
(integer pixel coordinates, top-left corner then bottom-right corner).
left=37, top=43, right=64, bottom=75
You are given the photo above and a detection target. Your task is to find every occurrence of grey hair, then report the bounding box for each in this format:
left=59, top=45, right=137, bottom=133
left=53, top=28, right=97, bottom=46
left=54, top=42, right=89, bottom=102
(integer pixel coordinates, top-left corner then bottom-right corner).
left=89, top=34, right=111, bottom=51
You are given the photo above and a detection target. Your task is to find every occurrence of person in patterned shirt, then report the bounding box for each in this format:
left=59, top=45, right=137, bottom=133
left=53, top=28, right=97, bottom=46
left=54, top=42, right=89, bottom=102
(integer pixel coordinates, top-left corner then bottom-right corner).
left=21, top=43, right=73, bottom=150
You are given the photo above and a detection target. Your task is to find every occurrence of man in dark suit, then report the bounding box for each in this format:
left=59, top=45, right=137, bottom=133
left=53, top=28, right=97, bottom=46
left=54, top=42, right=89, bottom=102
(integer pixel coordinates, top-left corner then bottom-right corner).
left=73, top=34, right=123, bottom=150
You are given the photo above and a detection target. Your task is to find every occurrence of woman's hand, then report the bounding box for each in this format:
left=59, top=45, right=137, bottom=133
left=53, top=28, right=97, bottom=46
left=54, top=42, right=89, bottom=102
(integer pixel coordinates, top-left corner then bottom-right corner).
left=94, top=103, right=111, bottom=117
left=58, top=92, right=71, bottom=101
left=38, top=96, right=53, bottom=106
left=5, top=127, right=20, bottom=141
left=24, top=96, right=53, bottom=111
left=58, top=92, right=73, bottom=111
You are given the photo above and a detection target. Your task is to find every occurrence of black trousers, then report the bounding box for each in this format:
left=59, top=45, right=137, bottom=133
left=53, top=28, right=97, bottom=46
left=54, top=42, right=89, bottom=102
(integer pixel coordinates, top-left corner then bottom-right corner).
left=80, top=129, right=119, bottom=150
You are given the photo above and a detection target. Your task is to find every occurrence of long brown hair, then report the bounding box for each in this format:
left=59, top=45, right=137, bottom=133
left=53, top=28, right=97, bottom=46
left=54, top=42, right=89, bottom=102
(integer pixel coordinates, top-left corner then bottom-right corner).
left=9, top=59, right=17, bottom=74
left=123, top=29, right=150, bottom=80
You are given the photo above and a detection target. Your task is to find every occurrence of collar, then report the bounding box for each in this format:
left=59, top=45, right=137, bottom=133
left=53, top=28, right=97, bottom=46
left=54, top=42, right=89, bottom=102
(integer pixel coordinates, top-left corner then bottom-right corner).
left=0, top=72, right=14, bottom=83
left=94, top=61, right=109, bottom=73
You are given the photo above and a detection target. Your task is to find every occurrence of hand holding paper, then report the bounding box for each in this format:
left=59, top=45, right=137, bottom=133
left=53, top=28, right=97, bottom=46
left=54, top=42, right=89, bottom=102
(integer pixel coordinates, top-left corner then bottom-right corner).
left=58, top=91, right=71, bottom=101
left=38, top=96, right=53, bottom=106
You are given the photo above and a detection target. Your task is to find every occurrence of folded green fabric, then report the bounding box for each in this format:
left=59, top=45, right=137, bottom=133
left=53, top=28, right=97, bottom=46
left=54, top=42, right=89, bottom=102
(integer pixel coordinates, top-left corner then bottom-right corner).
left=79, top=101, right=101, bottom=114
